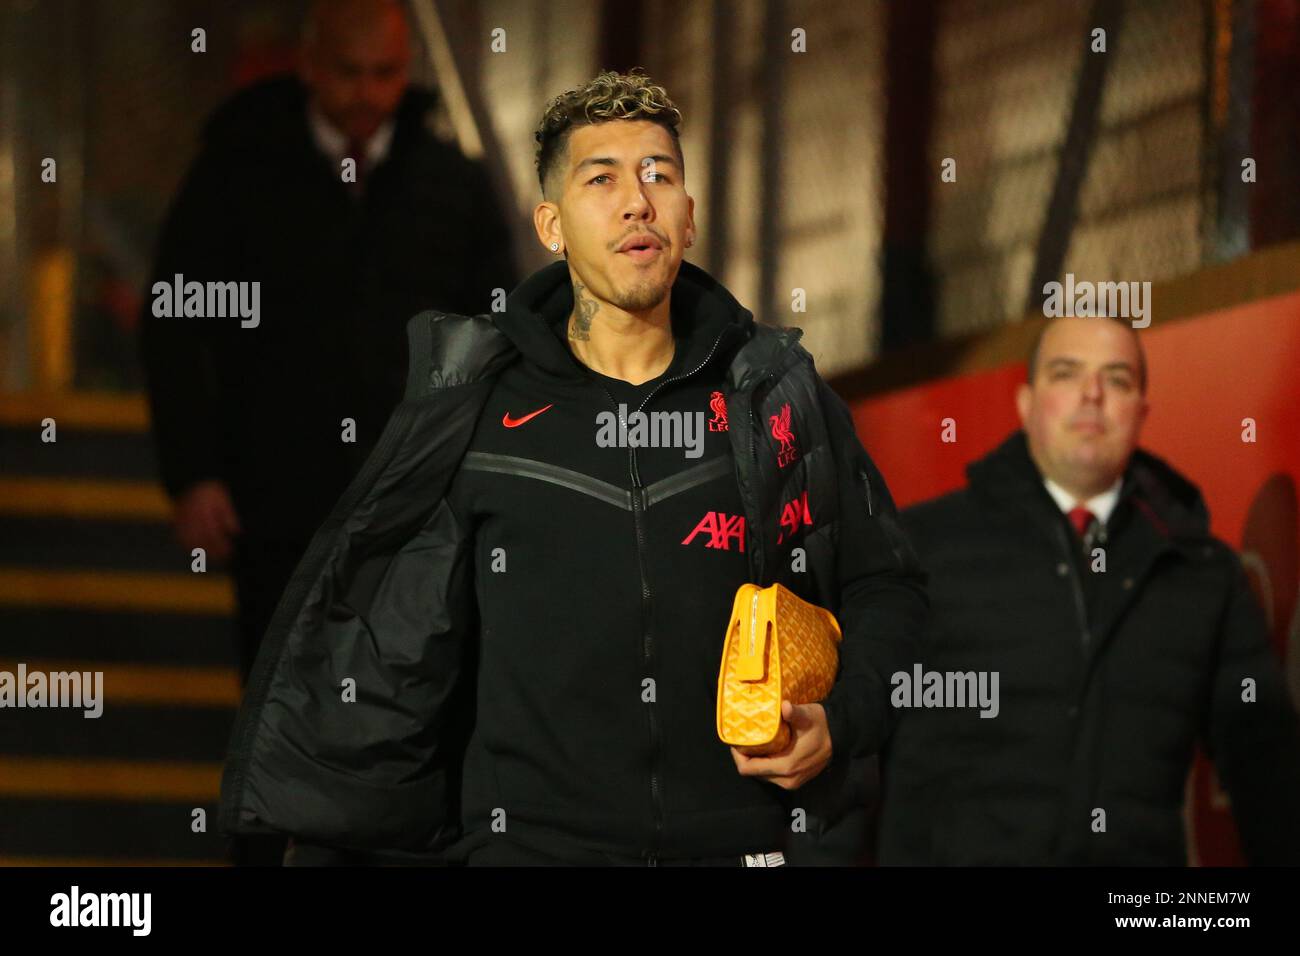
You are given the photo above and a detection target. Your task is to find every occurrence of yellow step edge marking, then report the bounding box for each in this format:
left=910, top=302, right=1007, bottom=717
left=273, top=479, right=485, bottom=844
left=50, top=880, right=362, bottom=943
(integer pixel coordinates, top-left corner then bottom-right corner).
left=0, top=756, right=222, bottom=801
left=0, top=478, right=171, bottom=521
left=0, top=856, right=228, bottom=867
left=0, top=660, right=240, bottom=708
left=0, top=391, right=149, bottom=431
left=0, top=570, right=234, bottom=614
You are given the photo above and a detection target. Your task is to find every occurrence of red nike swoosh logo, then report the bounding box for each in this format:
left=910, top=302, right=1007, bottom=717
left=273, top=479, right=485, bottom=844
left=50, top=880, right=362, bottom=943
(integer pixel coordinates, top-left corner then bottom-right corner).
left=501, top=404, right=554, bottom=428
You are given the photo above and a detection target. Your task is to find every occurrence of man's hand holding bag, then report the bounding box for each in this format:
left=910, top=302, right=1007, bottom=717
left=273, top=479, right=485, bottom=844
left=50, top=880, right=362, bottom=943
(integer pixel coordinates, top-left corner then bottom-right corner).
left=716, top=582, right=842, bottom=761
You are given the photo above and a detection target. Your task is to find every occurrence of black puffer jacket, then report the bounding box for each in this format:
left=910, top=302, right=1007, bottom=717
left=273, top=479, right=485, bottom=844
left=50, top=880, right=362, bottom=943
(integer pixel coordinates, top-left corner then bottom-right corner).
left=879, top=431, right=1300, bottom=865
left=218, top=260, right=927, bottom=863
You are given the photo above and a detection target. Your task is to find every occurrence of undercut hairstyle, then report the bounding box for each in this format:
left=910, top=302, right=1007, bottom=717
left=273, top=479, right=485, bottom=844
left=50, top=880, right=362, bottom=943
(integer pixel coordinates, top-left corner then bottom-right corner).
left=1026, top=316, right=1148, bottom=394
left=533, top=68, right=684, bottom=199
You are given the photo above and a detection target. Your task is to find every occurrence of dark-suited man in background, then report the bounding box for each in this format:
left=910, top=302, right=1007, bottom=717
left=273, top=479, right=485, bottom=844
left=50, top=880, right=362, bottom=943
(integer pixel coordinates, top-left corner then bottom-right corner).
left=879, top=315, right=1300, bottom=865
left=138, top=0, right=518, bottom=864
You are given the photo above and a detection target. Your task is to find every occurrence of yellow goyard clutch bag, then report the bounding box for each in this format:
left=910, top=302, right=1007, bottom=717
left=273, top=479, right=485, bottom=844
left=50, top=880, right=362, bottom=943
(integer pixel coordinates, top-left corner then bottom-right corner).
left=716, top=582, right=842, bottom=755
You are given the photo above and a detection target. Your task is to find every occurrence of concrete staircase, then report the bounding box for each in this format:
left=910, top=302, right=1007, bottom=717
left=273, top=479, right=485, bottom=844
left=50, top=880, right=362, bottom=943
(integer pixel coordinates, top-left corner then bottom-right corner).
left=0, top=392, right=237, bottom=865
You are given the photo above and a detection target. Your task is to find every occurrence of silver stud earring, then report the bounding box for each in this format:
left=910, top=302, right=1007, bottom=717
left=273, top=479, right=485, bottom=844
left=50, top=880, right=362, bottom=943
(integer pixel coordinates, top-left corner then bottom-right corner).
left=550, top=242, right=559, bottom=252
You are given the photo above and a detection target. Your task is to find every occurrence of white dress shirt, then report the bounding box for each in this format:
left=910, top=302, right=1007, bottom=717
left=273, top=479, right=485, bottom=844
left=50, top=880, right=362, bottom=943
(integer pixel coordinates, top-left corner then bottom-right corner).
left=1043, top=476, right=1123, bottom=525
left=307, top=101, right=395, bottom=172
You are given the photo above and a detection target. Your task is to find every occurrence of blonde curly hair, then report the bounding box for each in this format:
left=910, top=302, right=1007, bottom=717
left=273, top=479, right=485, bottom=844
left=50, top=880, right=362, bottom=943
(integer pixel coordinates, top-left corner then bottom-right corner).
left=534, top=68, right=684, bottom=197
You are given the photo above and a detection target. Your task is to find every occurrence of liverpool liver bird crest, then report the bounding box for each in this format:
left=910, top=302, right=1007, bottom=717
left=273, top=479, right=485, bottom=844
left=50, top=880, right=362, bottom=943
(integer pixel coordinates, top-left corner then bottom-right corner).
left=769, top=402, right=799, bottom=468
left=708, top=390, right=729, bottom=431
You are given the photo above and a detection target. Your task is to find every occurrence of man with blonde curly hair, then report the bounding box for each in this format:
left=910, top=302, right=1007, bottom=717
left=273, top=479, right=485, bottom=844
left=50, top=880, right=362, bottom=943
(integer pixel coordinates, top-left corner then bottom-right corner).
left=221, top=70, right=926, bottom=866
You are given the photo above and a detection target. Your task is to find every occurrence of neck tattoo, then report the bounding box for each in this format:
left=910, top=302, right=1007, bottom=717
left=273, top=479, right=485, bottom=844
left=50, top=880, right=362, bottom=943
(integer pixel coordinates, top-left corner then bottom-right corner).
left=565, top=280, right=674, bottom=380
left=569, top=281, right=597, bottom=341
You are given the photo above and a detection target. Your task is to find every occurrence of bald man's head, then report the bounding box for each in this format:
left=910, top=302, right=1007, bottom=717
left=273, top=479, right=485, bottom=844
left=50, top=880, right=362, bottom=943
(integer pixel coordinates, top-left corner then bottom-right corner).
left=300, top=0, right=411, bottom=143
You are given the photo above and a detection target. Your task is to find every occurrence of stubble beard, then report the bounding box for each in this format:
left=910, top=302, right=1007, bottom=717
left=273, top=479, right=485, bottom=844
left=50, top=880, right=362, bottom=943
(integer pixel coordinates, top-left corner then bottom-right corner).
left=611, top=271, right=671, bottom=313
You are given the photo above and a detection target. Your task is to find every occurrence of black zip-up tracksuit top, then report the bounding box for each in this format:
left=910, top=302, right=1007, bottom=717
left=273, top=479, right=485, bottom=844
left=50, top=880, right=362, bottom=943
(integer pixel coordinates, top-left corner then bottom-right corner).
left=218, top=259, right=927, bottom=863
left=450, top=274, right=773, bottom=859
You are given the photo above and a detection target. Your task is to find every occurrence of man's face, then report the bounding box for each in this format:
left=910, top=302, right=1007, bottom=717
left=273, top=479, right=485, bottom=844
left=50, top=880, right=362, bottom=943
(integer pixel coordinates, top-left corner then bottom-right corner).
left=301, top=5, right=410, bottom=143
left=1016, top=318, right=1149, bottom=492
left=546, top=120, right=694, bottom=314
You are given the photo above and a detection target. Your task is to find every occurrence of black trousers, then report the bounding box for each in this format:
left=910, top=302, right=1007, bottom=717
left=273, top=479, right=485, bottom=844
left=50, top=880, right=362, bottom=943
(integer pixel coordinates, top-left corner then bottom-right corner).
left=227, top=527, right=313, bottom=867
left=231, top=528, right=313, bottom=685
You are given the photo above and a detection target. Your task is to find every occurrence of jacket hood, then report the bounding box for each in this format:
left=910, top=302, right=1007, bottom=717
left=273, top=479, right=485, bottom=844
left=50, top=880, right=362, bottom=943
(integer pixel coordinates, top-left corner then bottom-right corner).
left=967, top=430, right=1211, bottom=539
left=201, top=74, right=440, bottom=152
left=493, top=259, right=756, bottom=383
